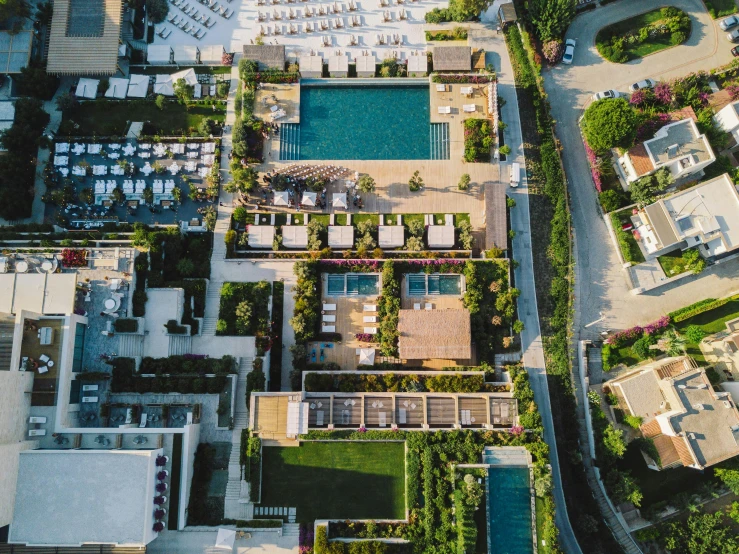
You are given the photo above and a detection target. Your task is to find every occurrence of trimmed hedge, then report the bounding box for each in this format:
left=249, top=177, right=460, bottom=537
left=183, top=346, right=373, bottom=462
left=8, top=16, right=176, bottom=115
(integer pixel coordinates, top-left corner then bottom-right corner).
left=269, top=281, right=284, bottom=391
left=141, top=355, right=235, bottom=375
left=114, top=318, right=139, bottom=333
left=222, top=519, right=282, bottom=528
left=304, top=372, right=488, bottom=393
left=669, top=295, right=739, bottom=322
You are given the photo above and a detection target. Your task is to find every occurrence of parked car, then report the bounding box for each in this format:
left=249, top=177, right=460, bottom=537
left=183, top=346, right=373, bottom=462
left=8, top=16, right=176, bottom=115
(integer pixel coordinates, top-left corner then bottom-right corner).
left=733, top=46, right=739, bottom=57
left=629, top=78, right=657, bottom=92
left=728, top=28, right=739, bottom=42
left=562, top=39, right=577, bottom=65
left=720, top=14, right=739, bottom=30
left=592, top=90, right=624, bottom=101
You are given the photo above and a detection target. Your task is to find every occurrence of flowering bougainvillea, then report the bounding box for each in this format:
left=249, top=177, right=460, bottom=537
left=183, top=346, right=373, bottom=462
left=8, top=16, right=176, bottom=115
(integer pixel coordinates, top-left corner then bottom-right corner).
left=629, top=89, right=646, bottom=106
left=605, top=316, right=670, bottom=346
left=584, top=140, right=603, bottom=192
left=60, top=248, right=87, bottom=268
left=654, top=83, right=673, bottom=104
left=727, top=85, right=739, bottom=100
left=542, top=40, right=563, bottom=64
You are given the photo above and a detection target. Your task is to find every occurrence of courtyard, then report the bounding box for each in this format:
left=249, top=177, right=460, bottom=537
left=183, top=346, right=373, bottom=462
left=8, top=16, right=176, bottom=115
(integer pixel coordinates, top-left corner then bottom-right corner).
left=260, top=441, right=406, bottom=522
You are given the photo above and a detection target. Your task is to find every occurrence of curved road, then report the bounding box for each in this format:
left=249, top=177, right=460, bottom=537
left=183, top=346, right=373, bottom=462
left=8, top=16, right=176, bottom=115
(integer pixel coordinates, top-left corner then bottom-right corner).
left=543, top=0, right=739, bottom=342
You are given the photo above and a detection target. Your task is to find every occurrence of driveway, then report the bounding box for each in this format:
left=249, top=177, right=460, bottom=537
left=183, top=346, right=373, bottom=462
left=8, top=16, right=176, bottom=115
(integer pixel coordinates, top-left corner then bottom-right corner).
left=542, top=0, right=739, bottom=341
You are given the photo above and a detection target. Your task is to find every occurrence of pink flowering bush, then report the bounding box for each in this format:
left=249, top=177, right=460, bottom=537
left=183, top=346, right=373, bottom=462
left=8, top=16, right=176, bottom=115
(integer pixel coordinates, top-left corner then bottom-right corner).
left=584, top=140, right=603, bottom=192
left=542, top=40, right=563, bottom=64
left=509, top=425, right=524, bottom=436
left=222, top=52, right=234, bottom=66
left=636, top=113, right=672, bottom=141
left=299, top=524, right=314, bottom=554
left=727, top=85, right=739, bottom=100
left=61, top=248, right=87, bottom=268
left=605, top=316, right=670, bottom=347
left=355, top=333, right=376, bottom=343
left=654, top=83, right=673, bottom=104
left=629, top=90, right=646, bottom=106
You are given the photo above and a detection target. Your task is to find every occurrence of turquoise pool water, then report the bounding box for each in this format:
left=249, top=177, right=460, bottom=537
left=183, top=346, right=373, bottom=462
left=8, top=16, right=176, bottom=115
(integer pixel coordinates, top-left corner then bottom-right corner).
left=327, top=274, right=380, bottom=296
left=281, top=84, right=449, bottom=160
left=407, top=273, right=462, bottom=296
left=487, top=467, right=533, bottom=554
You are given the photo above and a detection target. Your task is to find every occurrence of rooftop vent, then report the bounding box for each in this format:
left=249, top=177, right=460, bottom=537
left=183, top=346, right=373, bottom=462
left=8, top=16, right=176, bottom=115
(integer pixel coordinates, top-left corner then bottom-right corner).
left=667, top=144, right=680, bottom=158
left=688, top=432, right=696, bottom=440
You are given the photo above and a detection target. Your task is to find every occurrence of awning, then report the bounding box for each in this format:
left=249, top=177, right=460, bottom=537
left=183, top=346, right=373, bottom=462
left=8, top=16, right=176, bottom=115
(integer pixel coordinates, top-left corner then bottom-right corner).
left=214, top=528, right=236, bottom=550
left=273, top=191, right=289, bottom=206
left=127, top=74, right=149, bottom=98
left=105, top=78, right=129, bottom=99
left=154, top=74, right=174, bottom=96
left=358, top=348, right=375, bottom=366
left=286, top=401, right=309, bottom=437
left=332, top=192, right=347, bottom=209
left=75, top=78, right=99, bottom=99
left=301, top=191, right=317, bottom=206
left=171, top=68, right=198, bottom=86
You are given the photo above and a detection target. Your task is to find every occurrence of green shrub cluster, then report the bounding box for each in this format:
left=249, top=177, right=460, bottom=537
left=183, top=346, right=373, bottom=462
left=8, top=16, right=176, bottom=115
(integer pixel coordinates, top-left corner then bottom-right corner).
left=110, top=358, right=230, bottom=395
left=142, top=226, right=212, bottom=285
left=246, top=362, right=266, bottom=405
left=187, top=443, right=225, bottom=525
left=240, top=428, right=262, bottom=502
left=706, top=0, right=738, bottom=18
left=425, top=27, right=467, bottom=41
left=114, top=318, right=139, bottom=333
left=314, top=526, right=409, bottom=554
left=377, top=260, right=401, bottom=357
left=140, top=355, right=235, bottom=375
left=669, top=295, right=739, bottom=322
left=610, top=212, right=644, bottom=265
left=217, top=281, right=271, bottom=336
left=304, top=372, right=486, bottom=393
left=269, top=281, right=285, bottom=391
left=463, top=118, right=494, bottom=163
left=290, top=261, right=321, bottom=342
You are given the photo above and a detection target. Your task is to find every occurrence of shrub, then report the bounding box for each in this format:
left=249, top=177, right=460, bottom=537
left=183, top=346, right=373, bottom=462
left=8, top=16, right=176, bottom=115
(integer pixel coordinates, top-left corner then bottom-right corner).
left=542, top=40, right=563, bottom=63
left=623, top=414, right=643, bottom=429
left=669, top=295, right=738, bottom=322
left=133, top=290, right=148, bottom=317
left=599, top=189, right=628, bottom=213
left=684, top=325, right=706, bottom=343
left=114, top=318, right=138, bottom=333
left=582, top=98, right=638, bottom=153
left=458, top=173, right=470, bottom=191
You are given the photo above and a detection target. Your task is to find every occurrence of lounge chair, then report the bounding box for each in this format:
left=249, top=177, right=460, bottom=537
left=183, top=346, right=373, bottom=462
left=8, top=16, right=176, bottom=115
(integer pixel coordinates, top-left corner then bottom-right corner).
left=413, top=303, right=421, bottom=310
left=438, top=106, right=451, bottom=114
left=425, top=303, right=433, bottom=310
left=436, top=84, right=446, bottom=92
left=398, top=408, right=407, bottom=424
left=463, top=104, right=476, bottom=113
left=196, top=29, right=206, bottom=38
left=162, top=28, right=172, bottom=38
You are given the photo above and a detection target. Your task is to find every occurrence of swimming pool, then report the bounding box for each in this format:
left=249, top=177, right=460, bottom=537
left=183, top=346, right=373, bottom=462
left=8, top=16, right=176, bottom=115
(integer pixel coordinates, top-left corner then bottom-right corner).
left=487, top=467, right=533, bottom=554
left=327, top=273, right=380, bottom=296
left=406, top=273, right=463, bottom=296
left=279, top=83, right=450, bottom=160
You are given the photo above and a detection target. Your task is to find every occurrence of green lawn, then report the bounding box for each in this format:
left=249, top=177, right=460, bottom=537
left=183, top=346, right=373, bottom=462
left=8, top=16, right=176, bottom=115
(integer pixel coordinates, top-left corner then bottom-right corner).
left=707, top=0, right=738, bottom=18
left=58, top=99, right=226, bottom=137
left=353, top=213, right=379, bottom=227
left=596, top=8, right=688, bottom=60
left=674, top=297, right=739, bottom=363
left=657, top=249, right=693, bottom=277
left=534, top=497, right=551, bottom=554
left=260, top=442, right=406, bottom=522
left=335, top=213, right=348, bottom=226
left=610, top=210, right=646, bottom=264
left=310, top=214, right=328, bottom=227
left=403, top=213, right=425, bottom=229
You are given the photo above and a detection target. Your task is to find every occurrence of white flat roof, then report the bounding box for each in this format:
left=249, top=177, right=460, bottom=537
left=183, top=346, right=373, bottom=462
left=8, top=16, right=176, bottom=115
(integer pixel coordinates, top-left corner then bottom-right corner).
left=1, top=273, right=76, bottom=315
left=12, top=274, right=45, bottom=314
left=43, top=274, right=77, bottom=314
left=356, top=55, right=377, bottom=73
left=248, top=225, right=276, bottom=248
left=427, top=225, right=455, bottom=248
left=173, top=44, right=198, bottom=64
left=105, top=77, right=129, bottom=99
left=378, top=225, right=404, bottom=248
left=407, top=55, right=427, bottom=73
left=299, top=55, right=323, bottom=73
left=199, top=44, right=225, bottom=64
left=329, top=55, right=348, bottom=72
left=10, top=450, right=158, bottom=546
left=0, top=273, right=14, bottom=312
left=282, top=225, right=308, bottom=248
left=328, top=225, right=354, bottom=248
left=147, top=44, right=172, bottom=63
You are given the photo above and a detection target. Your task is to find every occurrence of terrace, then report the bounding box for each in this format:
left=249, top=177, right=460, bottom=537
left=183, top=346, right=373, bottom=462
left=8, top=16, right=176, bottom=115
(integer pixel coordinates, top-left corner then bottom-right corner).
left=20, top=318, right=65, bottom=407
left=48, top=139, right=219, bottom=227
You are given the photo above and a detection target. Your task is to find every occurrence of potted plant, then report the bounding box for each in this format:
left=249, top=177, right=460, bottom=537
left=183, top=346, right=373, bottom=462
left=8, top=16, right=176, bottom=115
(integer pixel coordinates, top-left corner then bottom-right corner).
left=154, top=508, right=167, bottom=519
left=157, top=470, right=169, bottom=480
left=156, top=482, right=168, bottom=493
left=153, top=495, right=167, bottom=505
left=155, top=455, right=169, bottom=466
left=153, top=521, right=165, bottom=533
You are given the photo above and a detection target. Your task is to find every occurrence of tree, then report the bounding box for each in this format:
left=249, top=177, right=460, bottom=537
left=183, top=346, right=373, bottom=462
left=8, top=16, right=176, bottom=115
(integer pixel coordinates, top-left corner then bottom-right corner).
left=599, top=189, right=627, bottom=212
left=147, top=0, right=169, bottom=24
left=664, top=511, right=739, bottom=554
left=607, top=470, right=643, bottom=506
left=458, top=173, right=470, bottom=191
left=527, top=0, right=576, bottom=42
left=512, top=320, right=525, bottom=334
left=14, top=64, right=59, bottom=100
left=448, top=0, right=490, bottom=22
left=498, top=144, right=511, bottom=155
left=357, top=174, right=376, bottom=193
left=111, top=187, right=125, bottom=204
left=623, top=414, right=643, bottom=429
left=155, top=95, right=166, bottom=110
left=684, top=325, right=706, bottom=343
left=715, top=467, right=739, bottom=495
left=407, top=218, right=425, bottom=237
left=629, top=175, right=661, bottom=207
left=682, top=249, right=706, bottom=274
left=198, top=117, right=217, bottom=137
left=405, top=236, right=424, bottom=251
left=0, top=0, right=30, bottom=23
left=582, top=97, right=639, bottom=153
left=728, top=501, right=739, bottom=524
left=176, top=258, right=195, bottom=277
left=171, top=185, right=182, bottom=203
left=173, top=78, right=194, bottom=102
left=534, top=471, right=552, bottom=497
left=142, top=187, right=154, bottom=205
left=408, top=170, right=424, bottom=192
left=55, top=92, right=78, bottom=113
left=235, top=300, right=253, bottom=335
left=660, top=330, right=687, bottom=356
left=225, top=166, right=257, bottom=195
left=603, top=424, right=627, bottom=458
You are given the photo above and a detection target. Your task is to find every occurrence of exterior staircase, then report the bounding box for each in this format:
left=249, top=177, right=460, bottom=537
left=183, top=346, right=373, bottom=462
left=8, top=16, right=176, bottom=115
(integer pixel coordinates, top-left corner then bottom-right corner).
left=223, top=356, right=253, bottom=520
left=118, top=334, right=144, bottom=358
left=168, top=335, right=192, bottom=356
left=201, top=281, right=223, bottom=336
left=283, top=522, right=300, bottom=534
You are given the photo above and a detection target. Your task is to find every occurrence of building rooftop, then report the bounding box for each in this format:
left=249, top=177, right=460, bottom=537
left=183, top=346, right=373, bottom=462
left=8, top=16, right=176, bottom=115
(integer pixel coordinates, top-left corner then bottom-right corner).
left=242, top=44, right=285, bottom=70
left=427, top=225, right=455, bottom=248
left=432, top=46, right=471, bottom=71
left=397, top=308, right=471, bottom=360
left=485, top=182, right=508, bottom=250
left=47, top=0, right=123, bottom=75
left=356, top=55, right=377, bottom=74
left=328, top=225, right=354, bottom=248
left=0, top=273, right=77, bottom=315
left=248, top=225, right=275, bottom=249
left=282, top=225, right=308, bottom=249
left=329, top=55, right=349, bottom=72
left=10, top=450, right=158, bottom=546
left=0, top=30, right=32, bottom=73
left=645, top=119, right=712, bottom=168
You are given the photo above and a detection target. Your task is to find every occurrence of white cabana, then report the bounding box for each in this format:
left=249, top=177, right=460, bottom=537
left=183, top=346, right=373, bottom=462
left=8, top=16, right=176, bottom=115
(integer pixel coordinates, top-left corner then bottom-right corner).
left=332, top=193, right=347, bottom=209
left=214, top=528, right=236, bottom=550
left=286, top=401, right=309, bottom=438
left=358, top=348, right=376, bottom=366
left=105, top=78, right=129, bottom=99
left=171, top=68, right=198, bottom=86
left=427, top=225, right=455, bottom=248
left=199, top=44, right=225, bottom=65
left=147, top=44, right=172, bottom=64
left=407, top=55, right=428, bottom=76
left=328, top=54, right=348, bottom=77
left=173, top=45, right=198, bottom=65
left=273, top=191, right=289, bottom=206
left=328, top=225, right=354, bottom=248
left=299, top=55, right=323, bottom=78
left=301, top=191, right=317, bottom=206
left=127, top=74, right=149, bottom=98
left=379, top=225, right=404, bottom=248
left=248, top=225, right=275, bottom=248
left=75, top=78, right=99, bottom=99
left=154, top=75, right=174, bottom=96
left=282, top=225, right=308, bottom=249
left=356, top=55, right=377, bottom=77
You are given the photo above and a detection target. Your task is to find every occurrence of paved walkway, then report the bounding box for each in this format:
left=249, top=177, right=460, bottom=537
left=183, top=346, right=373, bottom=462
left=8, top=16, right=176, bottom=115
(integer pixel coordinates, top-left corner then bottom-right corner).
left=543, top=0, right=739, bottom=342
left=148, top=528, right=298, bottom=553
left=471, top=25, right=583, bottom=554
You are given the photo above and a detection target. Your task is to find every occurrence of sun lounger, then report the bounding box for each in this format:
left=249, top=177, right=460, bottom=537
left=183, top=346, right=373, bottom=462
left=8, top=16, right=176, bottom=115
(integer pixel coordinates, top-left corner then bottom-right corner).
left=82, top=397, right=99, bottom=403
left=379, top=412, right=387, bottom=427
left=363, top=304, right=376, bottom=312
left=445, top=214, right=454, bottom=226
left=322, top=325, right=336, bottom=332
left=82, top=385, right=99, bottom=392
left=425, top=303, right=433, bottom=310
left=322, top=314, right=336, bottom=322
left=413, top=303, right=421, bottom=310
left=364, top=327, right=377, bottom=334
left=363, top=316, right=377, bottom=323
left=398, top=408, right=407, bottom=424
left=323, top=303, right=337, bottom=311
left=438, top=106, right=451, bottom=114
left=139, top=413, right=148, bottom=428
left=29, top=416, right=47, bottom=424
left=29, top=429, right=46, bottom=437
left=436, top=84, right=446, bottom=92
left=460, top=86, right=473, bottom=96
left=196, top=29, right=206, bottom=38
left=463, top=104, right=476, bottom=113
left=316, top=410, right=324, bottom=426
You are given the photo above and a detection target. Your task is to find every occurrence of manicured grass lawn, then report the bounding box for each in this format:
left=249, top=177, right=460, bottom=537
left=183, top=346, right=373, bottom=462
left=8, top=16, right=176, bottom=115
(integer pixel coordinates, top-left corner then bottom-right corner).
left=58, top=99, right=226, bottom=137
left=707, top=0, right=738, bottom=18
left=403, top=213, right=425, bottom=229
left=673, top=297, right=739, bottom=363
left=596, top=8, right=687, bottom=60
left=455, top=213, right=471, bottom=226
left=534, top=497, right=551, bottom=554
left=335, top=213, right=348, bottom=226
left=260, top=442, right=406, bottom=522
left=657, top=250, right=692, bottom=277
left=353, top=213, right=379, bottom=227
left=310, top=214, right=328, bottom=227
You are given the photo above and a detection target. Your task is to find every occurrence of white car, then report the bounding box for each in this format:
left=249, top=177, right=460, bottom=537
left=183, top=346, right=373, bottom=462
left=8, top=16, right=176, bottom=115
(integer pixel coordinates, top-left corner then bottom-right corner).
left=728, top=28, right=739, bottom=42
left=592, top=90, right=624, bottom=102
left=629, top=78, right=657, bottom=92
left=561, top=39, right=576, bottom=65
left=720, top=14, right=739, bottom=30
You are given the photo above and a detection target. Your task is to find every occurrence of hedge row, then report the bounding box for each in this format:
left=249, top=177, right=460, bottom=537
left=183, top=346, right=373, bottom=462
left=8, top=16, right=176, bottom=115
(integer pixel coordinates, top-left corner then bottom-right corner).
left=669, top=295, right=739, bottom=322
left=269, top=281, right=284, bottom=391
left=111, top=364, right=228, bottom=394
left=303, top=372, right=487, bottom=393
left=140, top=354, right=235, bottom=375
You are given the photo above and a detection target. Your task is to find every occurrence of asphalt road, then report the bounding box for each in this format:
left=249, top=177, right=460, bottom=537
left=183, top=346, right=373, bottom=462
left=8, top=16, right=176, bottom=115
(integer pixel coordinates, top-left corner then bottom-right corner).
left=543, top=0, right=739, bottom=342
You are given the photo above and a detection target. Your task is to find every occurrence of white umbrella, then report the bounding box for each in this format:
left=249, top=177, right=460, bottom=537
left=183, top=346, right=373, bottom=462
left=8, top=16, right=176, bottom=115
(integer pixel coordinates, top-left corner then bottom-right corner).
left=301, top=191, right=317, bottom=206
left=358, top=348, right=375, bottom=366
left=332, top=192, right=347, bottom=209
left=273, top=191, right=289, bottom=206
left=214, top=528, right=236, bottom=550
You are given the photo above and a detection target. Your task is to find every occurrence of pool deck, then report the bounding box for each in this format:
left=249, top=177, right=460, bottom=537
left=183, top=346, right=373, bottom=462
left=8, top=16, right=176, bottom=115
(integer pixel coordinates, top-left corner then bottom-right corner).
left=254, top=82, right=301, bottom=124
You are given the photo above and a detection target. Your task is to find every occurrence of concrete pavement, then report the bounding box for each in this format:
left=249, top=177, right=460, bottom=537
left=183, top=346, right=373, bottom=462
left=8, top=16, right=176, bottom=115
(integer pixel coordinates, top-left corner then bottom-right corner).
left=543, top=0, right=739, bottom=342
left=473, top=26, right=583, bottom=554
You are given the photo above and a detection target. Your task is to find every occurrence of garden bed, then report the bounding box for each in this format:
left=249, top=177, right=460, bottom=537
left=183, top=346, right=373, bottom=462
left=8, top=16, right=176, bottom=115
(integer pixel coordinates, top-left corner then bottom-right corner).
left=425, top=27, right=468, bottom=41
left=463, top=119, right=494, bottom=163
left=610, top=209, right=645, bottom=264
left=596, top=7, right=691, bottom=63
left=706, top=0, right=738, bottom=18
left=216, top=281, right=272, bottom=336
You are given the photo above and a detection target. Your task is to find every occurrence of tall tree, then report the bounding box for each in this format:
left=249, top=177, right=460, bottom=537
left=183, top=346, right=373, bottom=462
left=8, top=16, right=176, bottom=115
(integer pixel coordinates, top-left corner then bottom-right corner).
left=0, top=0, right=30, bottom=23
left=449, top=0, right=490, bottom=21
left=527, top=0, right=576, bottom=42
left=664, top=511, right=739, bottom=554
left=146, top=0, right=168, bottom=24
left=582, top=97, right=638, bottom=153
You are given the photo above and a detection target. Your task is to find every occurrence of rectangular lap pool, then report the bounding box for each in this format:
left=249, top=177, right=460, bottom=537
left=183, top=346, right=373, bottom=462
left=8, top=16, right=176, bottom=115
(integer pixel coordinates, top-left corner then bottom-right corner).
left=487, top=467, right=533, bottom=554
left=280, top=83, right=449, bottom=161
left=407, top=273, right=463, bottom=296
left=327, top=273, right=380, bottom=296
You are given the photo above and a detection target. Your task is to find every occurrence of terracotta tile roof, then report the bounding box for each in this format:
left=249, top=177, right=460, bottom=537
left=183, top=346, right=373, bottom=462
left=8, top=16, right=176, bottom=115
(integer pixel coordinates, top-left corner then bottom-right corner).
left=640, top=419, right=662, bottom=438
left=626, top=143, right=654, bottom=177
left=672, top=435, right=697, bottom=467
left=668, top=106, right=698, bottom=122
left=653, top=434, right=682, bottom=468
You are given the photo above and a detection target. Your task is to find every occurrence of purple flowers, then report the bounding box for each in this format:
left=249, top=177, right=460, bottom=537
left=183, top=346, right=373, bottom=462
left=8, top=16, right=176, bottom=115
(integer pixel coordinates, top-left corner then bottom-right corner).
left=433, top=74, right=495, bottom=84
left=605, top=316, right=670, bottom=347
left=629, top=90, right=646, bottom=106
left=698, top=91, right=710, bottom=106
left=153, top=522, right=164, bottom=533
left=584, top=140, right=603, bottom=193
left=153, top=496, right=166, bottom=505
left=299, top=524, right=315, bottom=553
left=355, top=333, right=376, bottom=343
left=654, top=83, right=673, bottom=105
left=155, top=455, right=168, bottom=467
left=542, top=40, right=563, bottom=64
left=509, top=425, right=524, bottom=436
left=358, top=426, right=367, bottom=433
left=156, top=482, right=168, bottom=493
left=727, top=85, right=739, bottom=100
left=157, top=471, right=168, bottom=481
left=154, top=509, right=166, bottom=520
left=636, top=113, right=672, bottom=142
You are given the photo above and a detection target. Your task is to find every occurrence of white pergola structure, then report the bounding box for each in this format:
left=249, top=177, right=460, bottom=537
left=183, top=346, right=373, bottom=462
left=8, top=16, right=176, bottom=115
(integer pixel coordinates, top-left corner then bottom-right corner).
left=332, top=192, right=348, bottom=209
left=282, top=225, right=309, bottom=249
left=147, top=44, right=172, bottom=64
left=127, top=74, right=149, bottom=98
left=173, top=44, right=198, bottom=65
left=427, top=225, right=455, bottom=248
left=247, top=225, right=275, bottom=248
left=328, top=226, right=354, bottom=248
left=75, top=78, right=99, bottom=99
left=273, top=191, right=289, bottom=206
left=379, top=225, right=404, bottom=248
left=104, top=78, right=128, bottom=99
left=299, top=55, right=323, bottom=78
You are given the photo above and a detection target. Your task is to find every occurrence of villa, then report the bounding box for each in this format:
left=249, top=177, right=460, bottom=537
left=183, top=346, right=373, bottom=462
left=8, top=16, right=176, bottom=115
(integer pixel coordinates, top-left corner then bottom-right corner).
left=617, top=113, right=715, bottom=185
left=608, top=356, right=739, bottom=471
left=713, top=99, right=739, bottom=153
left=630, top=173, right=739, bottom=259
